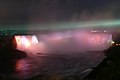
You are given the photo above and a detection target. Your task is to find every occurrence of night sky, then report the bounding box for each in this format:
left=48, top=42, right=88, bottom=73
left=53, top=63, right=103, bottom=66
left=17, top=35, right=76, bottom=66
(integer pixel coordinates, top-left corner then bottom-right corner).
left=0, top=0, right=120, bottom=25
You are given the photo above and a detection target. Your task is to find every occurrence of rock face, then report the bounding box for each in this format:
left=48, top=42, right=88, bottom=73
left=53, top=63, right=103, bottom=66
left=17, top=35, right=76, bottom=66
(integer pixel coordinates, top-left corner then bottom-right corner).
left=84, top=46, right=120, bottom=80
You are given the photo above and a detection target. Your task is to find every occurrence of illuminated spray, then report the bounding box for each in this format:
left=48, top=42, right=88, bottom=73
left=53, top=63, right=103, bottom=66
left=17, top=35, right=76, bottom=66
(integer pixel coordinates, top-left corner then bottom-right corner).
left=12, top=20, right=118, bottom=56
left=15, top=31, right=113, bottom=55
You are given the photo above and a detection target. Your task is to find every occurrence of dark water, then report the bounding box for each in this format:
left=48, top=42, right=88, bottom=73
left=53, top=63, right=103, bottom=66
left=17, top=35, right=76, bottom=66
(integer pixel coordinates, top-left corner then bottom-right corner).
left=13, top=52, right=105, bottom=79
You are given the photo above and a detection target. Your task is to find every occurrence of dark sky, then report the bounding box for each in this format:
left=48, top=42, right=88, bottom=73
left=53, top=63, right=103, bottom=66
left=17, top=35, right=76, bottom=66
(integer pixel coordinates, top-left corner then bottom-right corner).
left=0, top=0, right=120, bottom=25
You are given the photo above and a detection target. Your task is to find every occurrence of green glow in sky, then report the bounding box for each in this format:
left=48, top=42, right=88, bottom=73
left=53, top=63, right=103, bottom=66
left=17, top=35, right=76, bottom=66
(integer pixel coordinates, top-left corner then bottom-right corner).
left=0, top=19, right=120, bottom=31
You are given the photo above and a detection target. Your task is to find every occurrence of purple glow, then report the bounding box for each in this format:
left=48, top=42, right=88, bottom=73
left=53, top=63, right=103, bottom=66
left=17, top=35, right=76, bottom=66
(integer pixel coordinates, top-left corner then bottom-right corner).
left=15, top=30, right=113, bottom=55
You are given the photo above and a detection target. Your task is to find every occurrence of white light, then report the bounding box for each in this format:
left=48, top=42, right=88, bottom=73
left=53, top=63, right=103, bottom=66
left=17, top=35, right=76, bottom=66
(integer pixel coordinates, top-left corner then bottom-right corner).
left=32, top=35, right=38, bottom=44
left=104, top=30, right=107, bottom=32
left=21, top=36, right=31, bottom=48
left=111, top=41, right=115, bottom=44
left=91, top=30, right=97, bottom=32
left=15, top=35, right=39, bottom=51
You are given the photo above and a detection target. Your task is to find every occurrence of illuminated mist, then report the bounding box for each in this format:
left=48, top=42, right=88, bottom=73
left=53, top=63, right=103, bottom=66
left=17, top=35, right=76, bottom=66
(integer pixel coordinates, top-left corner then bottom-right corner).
left=15, top=30, right=113, bottom=56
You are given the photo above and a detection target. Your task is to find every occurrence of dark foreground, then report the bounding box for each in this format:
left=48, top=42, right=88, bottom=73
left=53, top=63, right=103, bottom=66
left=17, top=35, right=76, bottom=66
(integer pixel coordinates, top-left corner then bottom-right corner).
left=84, top=46, right=120, bottom=80
left=0, top=51, right=105, bottom=80
left=1, top=45, right=120, bottom=80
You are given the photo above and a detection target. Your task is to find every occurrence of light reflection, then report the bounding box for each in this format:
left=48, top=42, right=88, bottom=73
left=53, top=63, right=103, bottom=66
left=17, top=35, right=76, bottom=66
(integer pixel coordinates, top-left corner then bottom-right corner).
left=15, top=59, right=36, bottom=79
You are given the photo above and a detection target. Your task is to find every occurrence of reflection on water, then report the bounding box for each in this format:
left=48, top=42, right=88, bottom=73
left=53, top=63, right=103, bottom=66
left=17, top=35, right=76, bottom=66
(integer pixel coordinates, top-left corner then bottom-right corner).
left=15, top=58, right=38, bottom=79
left=15, top=52, right=105, bottom=79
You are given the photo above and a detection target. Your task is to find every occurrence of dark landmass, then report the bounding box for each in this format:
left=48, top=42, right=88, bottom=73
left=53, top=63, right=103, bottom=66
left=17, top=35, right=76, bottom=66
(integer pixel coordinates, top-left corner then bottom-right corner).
left=84, top=46, right=120, bottom=80
left=0, top=35, right=27, bottom=79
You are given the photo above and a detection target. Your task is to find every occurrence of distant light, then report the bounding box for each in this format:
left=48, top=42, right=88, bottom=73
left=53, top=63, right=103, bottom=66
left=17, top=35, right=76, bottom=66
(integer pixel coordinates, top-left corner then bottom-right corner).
left=91, top=30, right=97, bottom=33
left=111, top=41, right=115, bottom=44
left=116, top=44, right=118, bottom=46
left=104, top=30, right=107, bottom=32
